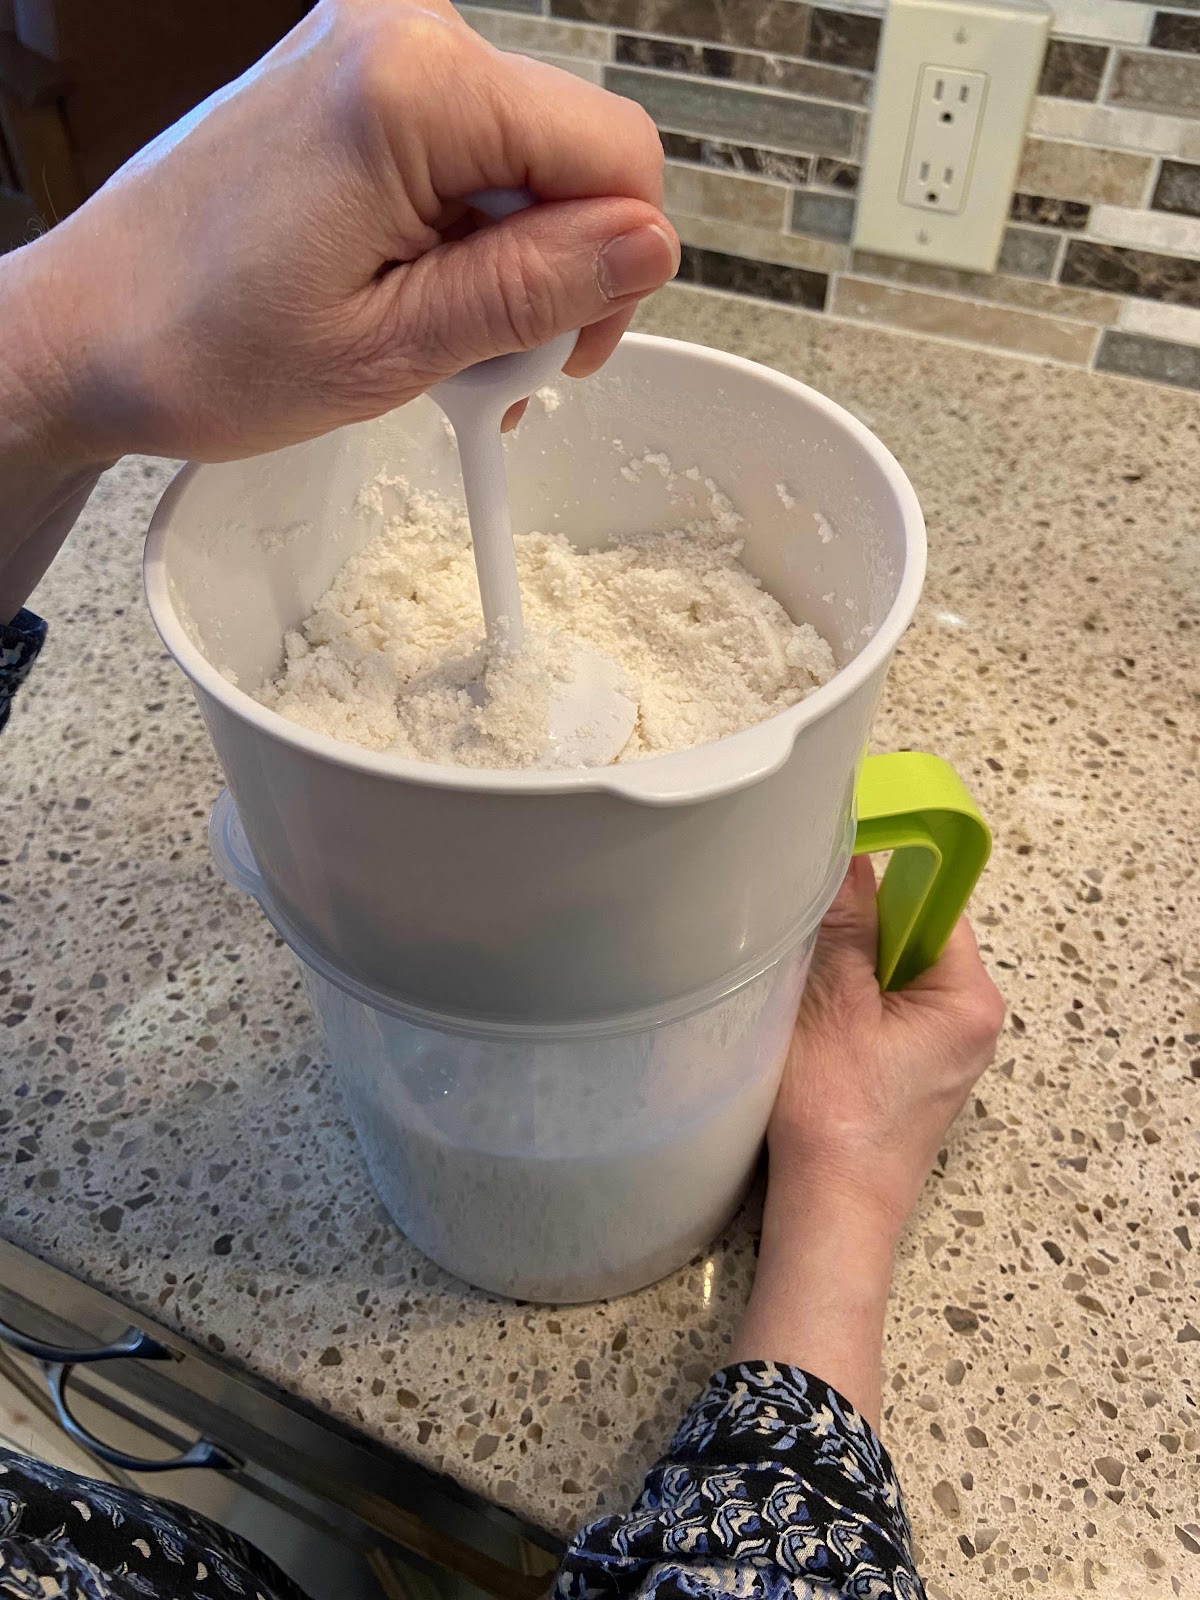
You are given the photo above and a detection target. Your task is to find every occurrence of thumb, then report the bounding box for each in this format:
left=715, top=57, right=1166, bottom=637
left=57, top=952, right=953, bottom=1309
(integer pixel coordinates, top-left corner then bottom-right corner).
left=384, top=196, right=679, bottom=380
left=812, top=854, right=880, bottom=974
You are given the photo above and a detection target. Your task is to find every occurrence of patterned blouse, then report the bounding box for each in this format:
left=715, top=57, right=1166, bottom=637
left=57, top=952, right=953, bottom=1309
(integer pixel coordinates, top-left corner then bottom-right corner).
left=0, top=1363, right=921, bottom=1600
left=2, top=633, right=922, bottom=1600
left=0, top=610, right=47, bottom=733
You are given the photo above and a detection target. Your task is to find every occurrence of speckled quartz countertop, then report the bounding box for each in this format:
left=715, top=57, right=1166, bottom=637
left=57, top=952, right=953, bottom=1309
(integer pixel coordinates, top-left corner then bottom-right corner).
left=4, top=284, right=1198, bottom=1598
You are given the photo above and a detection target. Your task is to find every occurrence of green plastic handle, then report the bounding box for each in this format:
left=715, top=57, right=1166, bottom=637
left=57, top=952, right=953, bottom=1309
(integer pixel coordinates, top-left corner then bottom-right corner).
left=853, top=752, right=991, bottom=991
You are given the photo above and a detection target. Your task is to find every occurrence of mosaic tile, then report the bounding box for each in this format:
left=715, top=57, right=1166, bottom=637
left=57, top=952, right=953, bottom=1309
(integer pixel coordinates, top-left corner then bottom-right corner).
left=618, top=35, right=699, bottom=69
left=807, top=7, right=881, bottom=70
left=614, top=35, right=871, bottom=103
left=532, top=50, right=604, bottom=80
left=676, top=242, right=828, bottom=306
left=458, top=6, right=610, bottom=54
left=849, top=250, right=1122, bottom=322
left=1152, top=158, right=1200, bottom=217
left=1109, top=49, right=1200, bottom=115
left=509, top=0, right=1200, bottom=382
left=659, top=131, right=812, bottom=183
left=1041, top=0, right=1149, bottom=44
left=813, top=156, right=860, bottom=191
left=1061, top=238, right=1200, bottom=306
left=1118, top=295, right=1200, bottom=342
left=1095, top=328, right=1200, bottom=386
left=1038, top=38, right=1109, bottom=101
left=672, top=211, right=849, bottom=272
left=663, top=161, right=789, bottom=227
left=551, top=0, right=809, bottom=56
left=1010, top=192, right=1091, bottom=229
left=605, top=65, right=863, bottom=157
left=789, top=189, right=856, bottom=239
left=997, top=225, right=1061, bottom=279
left=481, top=0, right=544, bottom=12
left=832, top=277, right=1099, bottom=361
left=1148, top=11, right=1200, bottom=52
left=615, top=35, right=688, bottom=66
left=1029, top=95, right=1200, bottom=159
left=1087, top=201, right=1200, bottom=254
left=1017, top=138, right=1153, bottom=205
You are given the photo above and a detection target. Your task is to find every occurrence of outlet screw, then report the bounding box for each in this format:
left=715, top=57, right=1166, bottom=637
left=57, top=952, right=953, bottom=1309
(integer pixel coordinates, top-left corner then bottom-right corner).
left=954, top=25, right=969, bottom=43
left=916, top=228, right=930, bottom=244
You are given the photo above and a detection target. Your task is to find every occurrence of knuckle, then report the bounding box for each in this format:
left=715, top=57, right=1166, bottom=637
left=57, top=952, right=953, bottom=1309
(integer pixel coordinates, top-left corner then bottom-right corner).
left=965, top=981, right=1007, bottom=1049
left=982, top=980, right=1008, bottom=1036
left=405, top=262, right=476, bottom=376
left=492, top=235, right=561, bottom=347
left=928, top=981, right=1005, bottom=1065
left=341, top=1, right=468, bottom=107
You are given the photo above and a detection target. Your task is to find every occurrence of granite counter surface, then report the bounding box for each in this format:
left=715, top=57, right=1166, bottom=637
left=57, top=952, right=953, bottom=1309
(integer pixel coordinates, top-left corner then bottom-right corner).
left=3, top=285, right=1198, bottom=1598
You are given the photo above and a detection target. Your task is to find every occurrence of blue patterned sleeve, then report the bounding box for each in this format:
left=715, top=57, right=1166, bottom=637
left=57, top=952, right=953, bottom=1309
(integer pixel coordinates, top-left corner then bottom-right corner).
left=0, top=608, right=47, bottom=732
left=555, top=1362, right=924, bottom=1600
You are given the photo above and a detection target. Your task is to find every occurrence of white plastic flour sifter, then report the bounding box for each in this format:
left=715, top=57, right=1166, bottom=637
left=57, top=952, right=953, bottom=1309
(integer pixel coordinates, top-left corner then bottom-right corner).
left=145, top=320, right=990, bottom=1302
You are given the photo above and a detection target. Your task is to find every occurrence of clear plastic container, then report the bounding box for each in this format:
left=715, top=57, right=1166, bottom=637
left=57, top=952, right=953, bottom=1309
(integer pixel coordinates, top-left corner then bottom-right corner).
left=211, top=789, right=817, bottom=1302
left=300, top=939, right=813, bottom=1302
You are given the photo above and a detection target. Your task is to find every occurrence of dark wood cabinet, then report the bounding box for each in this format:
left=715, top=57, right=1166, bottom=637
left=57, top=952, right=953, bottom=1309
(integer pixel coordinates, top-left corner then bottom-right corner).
left=1, top=0, right=314, bottom=244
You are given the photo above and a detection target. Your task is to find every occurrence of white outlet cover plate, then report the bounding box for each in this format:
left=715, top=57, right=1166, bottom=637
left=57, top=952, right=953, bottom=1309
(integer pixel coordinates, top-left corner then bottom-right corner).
left=854, top=0, right=1050, bottom=273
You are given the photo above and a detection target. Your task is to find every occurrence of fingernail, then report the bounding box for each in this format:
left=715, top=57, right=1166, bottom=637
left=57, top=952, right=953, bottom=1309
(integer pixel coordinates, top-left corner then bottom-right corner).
left=501, top=398, right=527, bottom=433
left=596, top=224, right=680, bottom=301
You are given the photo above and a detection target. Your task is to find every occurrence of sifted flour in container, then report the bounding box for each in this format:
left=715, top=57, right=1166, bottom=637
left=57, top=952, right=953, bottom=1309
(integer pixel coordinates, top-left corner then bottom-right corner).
left=301, top=934, right=813, bottom=1301
left=258, top=476, right=835, bottom=770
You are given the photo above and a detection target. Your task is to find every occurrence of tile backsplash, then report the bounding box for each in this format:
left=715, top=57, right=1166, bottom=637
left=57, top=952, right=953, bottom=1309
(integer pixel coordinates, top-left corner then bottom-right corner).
left=455, top=0, right=1200, bottom=391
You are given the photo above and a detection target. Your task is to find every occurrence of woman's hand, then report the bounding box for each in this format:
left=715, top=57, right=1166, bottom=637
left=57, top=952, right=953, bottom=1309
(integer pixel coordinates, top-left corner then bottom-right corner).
left=4, top=0, right=676, bottom=471
left=771, top=852, right=1007, bottom=1234
left=0, top=0, right=676, bottom=618
left=730, top=857, right=1005, bottom=1427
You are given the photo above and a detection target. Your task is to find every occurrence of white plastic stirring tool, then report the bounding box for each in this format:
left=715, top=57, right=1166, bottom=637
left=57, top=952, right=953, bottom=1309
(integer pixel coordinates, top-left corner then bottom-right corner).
left=428, top=188, right=637, bottom=768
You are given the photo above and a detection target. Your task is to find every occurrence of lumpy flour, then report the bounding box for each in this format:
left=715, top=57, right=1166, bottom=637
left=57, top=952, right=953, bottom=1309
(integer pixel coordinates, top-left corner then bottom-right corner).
left=258, top=474, right=835, bottom=769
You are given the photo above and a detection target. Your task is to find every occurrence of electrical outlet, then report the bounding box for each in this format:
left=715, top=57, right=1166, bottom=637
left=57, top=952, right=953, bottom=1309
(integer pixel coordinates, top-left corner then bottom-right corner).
left=855, top=0, right=1050, bottom=273
left=900, top=66, right=987, bottom=213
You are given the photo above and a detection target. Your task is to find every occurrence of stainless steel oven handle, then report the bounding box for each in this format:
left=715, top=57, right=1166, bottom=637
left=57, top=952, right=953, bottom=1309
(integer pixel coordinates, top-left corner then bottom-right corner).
left=0, top=1316, right=171, bottom=1364
left=44, top=1362, right=239, bottom=1472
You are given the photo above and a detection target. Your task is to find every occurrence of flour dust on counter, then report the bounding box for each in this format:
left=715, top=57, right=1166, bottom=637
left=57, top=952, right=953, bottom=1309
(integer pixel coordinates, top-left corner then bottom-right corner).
left=258, top=474, right=835, bottom=770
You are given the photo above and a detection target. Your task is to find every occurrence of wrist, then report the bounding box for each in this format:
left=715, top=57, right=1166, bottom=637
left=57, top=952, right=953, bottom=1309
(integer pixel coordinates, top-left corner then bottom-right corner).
left=764, top=1148, right=910, bottom=1254
left=0, top=233, right=123, bottom=474
left=758, top=1171, right=900, bottom=1307
left=0, top=237, right=120, bottom=620
left=728, top=1163, right=899, bottom=1428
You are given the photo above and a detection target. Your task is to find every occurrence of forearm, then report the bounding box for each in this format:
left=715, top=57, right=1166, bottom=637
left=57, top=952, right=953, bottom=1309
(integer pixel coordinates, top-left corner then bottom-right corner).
left=729, top=1170, right=900, bottom=1431
left=0, top=240, right=115, bottom=621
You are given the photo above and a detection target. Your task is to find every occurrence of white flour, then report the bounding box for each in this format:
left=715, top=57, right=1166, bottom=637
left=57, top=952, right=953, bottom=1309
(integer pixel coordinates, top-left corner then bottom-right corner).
left=258, top=479, right=835, bottom=770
